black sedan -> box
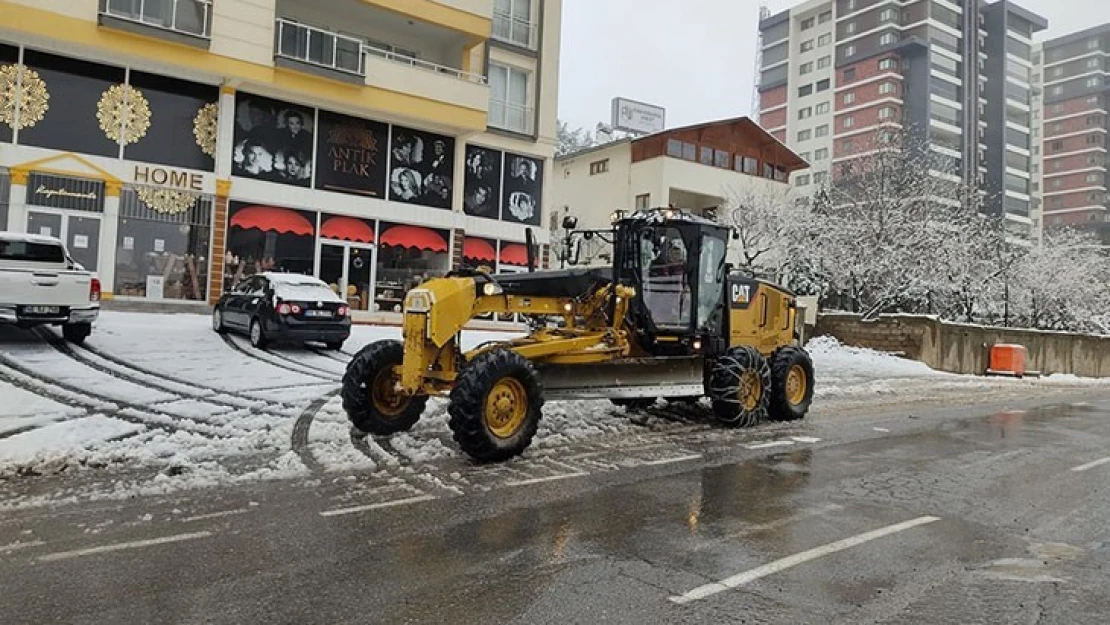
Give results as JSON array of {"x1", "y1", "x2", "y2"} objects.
[{"x1": 213, "y1": 272, "x2": 351, "y2": 350}]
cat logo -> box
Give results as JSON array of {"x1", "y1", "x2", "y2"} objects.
[{"x1": 731, "y1": 283, "x2": 751, "y2": 305}]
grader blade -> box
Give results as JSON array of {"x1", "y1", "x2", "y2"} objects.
[{"x1": 535, "y1": 356, "x2": 705, "y2": 401}]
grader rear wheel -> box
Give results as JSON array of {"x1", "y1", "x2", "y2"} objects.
[
  {"x1": 768, "y1": 346, "x2": 815, "y2": 421},
  {"x1": 342, "y1": 340, "x2": 428, "y2": 435},
  {"x1": 708, "y1": 345, "x2": 772, "y2": 427},
  {"x1": 448, "y1": 349, "x2": 544, "y2": 463}
]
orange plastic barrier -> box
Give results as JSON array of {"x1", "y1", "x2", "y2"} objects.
[{"x1": 988, "y1": 343, "x2": 1026, "y2": 377}]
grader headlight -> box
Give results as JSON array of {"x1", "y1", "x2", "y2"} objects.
[
  {"x1": 404, "y1": 289, "x2": 433, "y2": 313},
  {"x1": 482, "y1": 282, "x2": 504, "y2": 296}
]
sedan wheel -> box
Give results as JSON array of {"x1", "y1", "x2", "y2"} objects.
[
  {"x1": 212, "y1": 308, "x2": 226, "y2": 334},
  {"x1": 249, "y1": 319, "x2": 267, "y2": 348}
]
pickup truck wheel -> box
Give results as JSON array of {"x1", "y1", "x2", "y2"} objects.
[
  {"x1": 249, "y1": 318, "x2": 268, "y2": 349},
  {"x1": 212, "y1": 308, "x2": 227, "y2": 334},
  {"x1": 63, "y1": 322, "x2": 92, "y2": 345}
]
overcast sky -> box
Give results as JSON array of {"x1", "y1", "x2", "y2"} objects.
[{"x1": 557, "y1": 0, "x2": 1110, "y2": 133}]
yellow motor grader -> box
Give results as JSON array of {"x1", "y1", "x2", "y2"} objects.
[{"x1": 341, "y1": 208, "x2": 814, "y2": 462}]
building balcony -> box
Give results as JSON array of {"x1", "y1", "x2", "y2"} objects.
[
  {"x1": 273, "y1": 4, "x2": 490, "y2": 116},
  {"x1": 489, "y1": 99, "x2": 534, "y2": 135},
  {"x1": 98, "y1": 0, "x2": 213, "y2": 48},
  {"x1": 492, "y1": 9, "x2": 538, "y2": 50},
  {"x1": 359, "y1": 0, "x2": 492, "y2": 40}
]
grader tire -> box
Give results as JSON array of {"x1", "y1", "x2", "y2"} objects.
[
  {"x1": 341, "y1": 340, "x2": 428, "y2": 435},
  {"x1": 768, "y1": 346, "x2": 815, "y2": 422},
  {"x1": 448, "y1": 349, "x2": 544, "y2": 463},
  {"x1": 708, "y1": 345, "x2": 771, "y2": 427}
]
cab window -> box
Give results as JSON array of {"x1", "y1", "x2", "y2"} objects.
[{"x1": 641, "y1": 227, "x2": 692, "y2": 331}]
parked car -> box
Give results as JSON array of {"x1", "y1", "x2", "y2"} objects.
[
  {"x1": 0, "y1": 231, "x2": 100, "y2": 344},
  {"x1": 213, "y1": 272, "x2": 351, "y2": 349}
]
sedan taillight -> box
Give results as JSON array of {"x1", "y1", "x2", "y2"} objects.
[
  {"x1": 90, "y1": 278, "x2": 101, "y2": 302},
  {"x1": 337, "y1": 305, "x2": 350, "y2": 317},
  {"x1": 277, "y1": 303, "x2": 292, "y2": 315},
  {"x1": 291, "y1": 304, "x2": 303, "y2": 314}
]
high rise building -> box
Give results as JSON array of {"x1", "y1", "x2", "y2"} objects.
[
  {"x1": 1036, "y1": 24, "x2": 1110, "y2": 246},
  {"x1": 0, "y1": 0, "x2": 561, "y2": 315},
  {"x1": 757, "y1": 0, "x2": 1046, "y2": 238}
]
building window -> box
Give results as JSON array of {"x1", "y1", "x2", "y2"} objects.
[
  {"x1": 1088, "y1": 58, "x2": 1101, "y2": 69},
  {"x1": 1050, "y1": 86, "x2": 1063, "y2": 96},
  {"x1": 115, "y1": 188, "x2": 212, "y2": 300},
  {"x1": 879, "y1": 82, "x2": 896, "y2": 95},
  {"x1": 818, "y1": 10, "x2": 832, "y2": 24},
  {"x1": 635, "y1": 193, "x2": 651, "y2": 210},
  {"x1": 816, "y1": 101, "x2": 830, "y2": 114},
  {"x1": 1087, "y1": 96, "x2": 1103, "y2": 106},
  {"x1": 879, "y1": 106, "x2": 894, "y2": 119},
  {"x1": 880, "y1": 32, "x2": 897, "y2": 46},
  {"x1": 489, "y1": 62, "x2": 532, "y2": 134},
  {"x1": 736, "y1": 155, "x2": 759, "y2": 174},
  {"x1": 801, "y1": 39, "x2": 815, "y2": 52},
  {"x1": 797, "y1": 129, "x2": 812, "y2": 141},
  {"x1": 800, "y1": 61, "x2": 814, "y2": 75},
  {"x1": 799, "y1": 106, "x2": 813, "y2": 119},
  {"x1": 699, "y1": 146, "x2": 714, "y2": 165},
  {"x1": 589, "y1": 159, "x2": 609, "y2": 175},
  {"x1": 843, "y1": 67, "x2": 856, "y2": 82},
  {"x1": 815, "y1": 124, "x2": 829, "y2": 137},
  {"x1": 682, "y1": 142, "x2": 696, "y2": 160},
  {"x1": 666, "y1": 138, "x2": 683, "y2": 157},
  {"x1": 845, "y1": 22, "x2": 857, "y2": 35},
  {"x1": 817, "y1": 55, "x2": 831, "y2": 69},
  {"x1": 879, "y1": 58, "x2": 896, "y2": 71},
  {"x1": 818, "y1": 33, "x2": 832, "y2": 47},
  {"x1": 493, "y1": 0, "x2": 536, "y2": 49},
  {"x1": 814, "y1": 171, "x2": 828, "y2": 185},
  {"x1": 879, "y1": 8, "x2": 896, "y2": 22},
  {"x1": 814, "y1": 147, "x2": 829, "y2": 160},
  {"x1": 1087, "y1": 77, "x2": 1102, "y2": 88},
  {"x1": 1086, "y1": 173, "x2": 1102, "y2": 184},
  {"x1": 816, "y1": 79, "x2": 830, "y2": 91},
  {"x1": 842, "y1": 138, "x2": 856, "y2": 153},
  {"x1": 795, "y1": 174, "x2": 811, "y2": 186},
  {"x1": 843, "y1": 92, "x2": 856, "y2": 105},
  {"x1": 799, "y1": 84, "x2": 813, "y2": 97},
  {"x1": 799, "y1": 151, "x2": 811, "y2": 161},
  {"x1": 801, "y1": 17, "x2": 815, "y2": 30},
  {"x1": 1088, "y1": 38, "x2": 1100, "y2": 50},
  {"x1": 715, "y1": 149, "x2": 730, "y2": 168},
  {"x1": 843, "y1": 116, "x2": 855, "y2": 129},
  {"x1": 844, "y1": 44, "x2": 856, "y2": 58}
]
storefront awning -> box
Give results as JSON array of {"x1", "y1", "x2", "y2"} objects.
[
  {"x1": 499, "y1": 243, "x2": 532, "y2": 267},
  {"x1": 379, "y1": 225, "x2": 448, "y2": 253},
  {"x1": 230, "y1": 205, "x2": 315, "y2": 236},
  {"x1": 463, "y1": 238, "x2": 496, "y2": 262},
  {"x1": 321, "y1": 216, "x2": 375, "y2": 244}
]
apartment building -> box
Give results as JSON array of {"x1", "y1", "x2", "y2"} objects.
[
  {"x1": 0, "y1": 0, "x2": 560, "y2": 320},
  {"x1": 758, "y1": 0, "x2": 1046, "y2": 238},
  {"x1": 552, "y1": 117, "x2": 806, "y2": 266},
  {"x1": 1036, "y1": 24, "x2": 1110, "y2": 246}
]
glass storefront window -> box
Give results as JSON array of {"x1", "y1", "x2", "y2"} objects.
[
  {"x1": 0, "y1": 172, "x2": 9, "y2": 230},
  {"x1": 224, "y1": 202, "x2": 316, "y2": 292},
  {"x1": 114, "y1": 187, "x2": 211, "y2": 300},
  {"x1": 373, "y1": 222, "x2": 450, "y2": 313}
]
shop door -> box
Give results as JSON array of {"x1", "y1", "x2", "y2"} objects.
[
  {"x1": 26, "y1": 210, "x2": 101, "y2": 271},
  {"x1": 318, "y1": 241, "x2": 375, "y2": 311}
]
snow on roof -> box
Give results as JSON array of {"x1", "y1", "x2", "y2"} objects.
[{"x1": 260, "y1": 273, "x2": 345, "y2": 303}]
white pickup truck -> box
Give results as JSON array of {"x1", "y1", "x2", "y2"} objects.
[{"x1": 0, "y1": 231, "x2": 101, "y2": 344}]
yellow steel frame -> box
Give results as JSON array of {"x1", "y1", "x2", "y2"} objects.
[{"x1": 398, "y1": 276, "x2": 636, "y2": 396}]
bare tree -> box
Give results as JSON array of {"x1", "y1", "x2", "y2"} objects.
[{"x1": 556, "y1": 120, "x2": 596, "y2": 157}]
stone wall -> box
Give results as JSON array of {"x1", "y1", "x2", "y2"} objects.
[{"x1": 814, "y1": 313, "x2": 1110, "y2": 378}]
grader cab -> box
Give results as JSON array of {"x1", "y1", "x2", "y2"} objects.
[{"x1": 341, "y1": 208, "x2": 815, "y2": 462}]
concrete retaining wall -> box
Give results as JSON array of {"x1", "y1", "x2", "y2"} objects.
[{"x1": 814, "y1": 313, "x2": 1110, "y2": 378}]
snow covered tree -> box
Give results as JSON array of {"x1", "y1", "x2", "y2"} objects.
[
  {"x1": 720, "y1": 180, "x2": 813, "y2": 286},
  {"x1": 556, "y1": 120, "x2": 596, "y2": 157},
  {"x1": 1006, "y1": 227, "x2": 1110, "y2": 333}
]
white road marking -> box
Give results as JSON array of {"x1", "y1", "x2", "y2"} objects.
[
  {"x1": 37, "y1": 531, "x2": 213, "y2": 563},
  {"x1": 873, "y1": 427, "x2": 891, "y2": 433},
  {"x1": 639, "y1": 454, "x2": 703, "y2": 466},
  {"x1": 790, "y1": 436, "x2": 822, "y2": 444},
  {"x1": 181, "y1": 508, "x2": 251, "y2": 523},
  {"x1": 319, "y1": 494, "x2": 437, "y2": 518},
  {"x1": 0, "y1": 539, "x2": 46, "y2": 554},
  {"x1": 504, "y1": 472, "x2": 589, "y2": 487},
  {"x1": 745, "y1": 441, "x2": 795, "y2": 450},
  {"x1": 1070, "y1": 457, "x2": 1110, "y2": 473},
  {"x1": 670, "y1": 515, "x2": 942, "y2": 605}
]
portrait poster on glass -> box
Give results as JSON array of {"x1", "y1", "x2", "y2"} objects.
[
  {"x1": 232, "y1": 93, "x2": 316, "y2": 187},
  {"x1": 462, "y1": 145, "x2": 503, "y2": 220},
  {"x1": 314, "y1": 110, "x2": 389, "y2": 198},
  {"x1": 501, "y1": 152, "x2": 543, "y2": 225},
  {"x1": 388, "y1": 125, "x2": 455, "y2": 209}
]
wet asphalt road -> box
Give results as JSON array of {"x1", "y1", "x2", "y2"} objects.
[{"x1": 2, "y1": 392, "x2": 1110, "y2": 624}]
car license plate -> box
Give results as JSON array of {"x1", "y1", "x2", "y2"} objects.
[
  {"x1": 24, "y1": 306, "x2": 60, "y2": 315},
  {"x1": 305, "y1": 309, "x2": 333, "y2": 318}
]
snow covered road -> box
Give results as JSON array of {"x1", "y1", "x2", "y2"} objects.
[{"x1": 0, "y1": 312, "x2": 1105, "y2": 505}]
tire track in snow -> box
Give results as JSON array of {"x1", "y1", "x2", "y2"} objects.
[{"x1": 220, "y1": 335, "x2": 339, "y2": 381}]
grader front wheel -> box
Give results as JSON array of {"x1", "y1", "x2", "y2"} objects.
[
  {"x1": 342, "y1": 340, "x2": 428, "y2": 435},
  {"x1": 448, "y1": 349, "x2": 544, "y2": 463},
  {"x1": 708, "y1": 345, "x2": 772, "y2": 427}
]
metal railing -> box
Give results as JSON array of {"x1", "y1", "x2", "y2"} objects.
[
  {"x1": 489, "y1": 99, "x2": 534, "y2": 134},
  {"x1": 276, "y1": 19, "x2": 366, "y2": 76},
  {"x1": 100, "y1": 0, "x2": 212, "y2": 38},
  {"x1": 492, "y1": 10, "x2": 537, "y2": 49},
  {"x1": 362, "y1": 44, "x2": 487, "y2": 84}
]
